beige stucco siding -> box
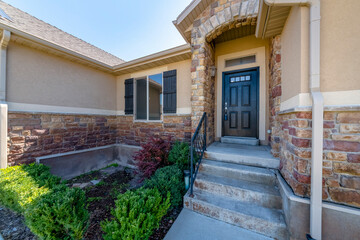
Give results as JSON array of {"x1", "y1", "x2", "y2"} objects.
[
  {"x1": 320, "y1": 0, "x2": 360, "y2": 92},
  {"x1": 7, "y1": 42, "x2": 117, "y2": 110},
  {"x1": 116, "y1": 60, "x2": 192, "y2": 114},
  {"x1": 281, "y1": 6, "x2": 309, "y2": 102}
]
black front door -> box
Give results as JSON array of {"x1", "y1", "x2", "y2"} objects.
[{"x1": 223, "y1": 68, "x2": 259, "y2": 138}]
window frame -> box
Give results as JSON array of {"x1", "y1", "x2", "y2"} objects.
[{"x1": 133, "y1": 73, "x2": 164, "y2": 123}]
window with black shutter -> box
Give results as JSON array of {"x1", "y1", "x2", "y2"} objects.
[
  {"x1": 124, "y1": 78, "x2": 133, "y2": 114},
  {"x1": 163, "y1": 70, "x2": 177, "y2": 114}
]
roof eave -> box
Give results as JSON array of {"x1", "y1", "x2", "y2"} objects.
[
  {"x1": 0, "y1": 23, "x2": 117, "y2": 73},
  {"x1": 113, "y1": 44, "x2": 191, "y2": 75}
]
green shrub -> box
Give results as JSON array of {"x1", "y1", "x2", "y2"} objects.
[
  {"x1": 0, "y1": 163, "x2": 61, "y2": 213},
  {"x1": 0, "y1": 164, "x2": 89, "y2": 240},
  {"x1": 25, "y1": 186, "x2": 89, "y2": 240},
  {"x1": 168, "y1": 141, "x2": 189, "y2": 170},
  {"x1": 145, "y1": 165, "x2": 184, "y2": 207},
  {"x1": 101, "y1": 188, "x2": 170, "y2": 240}
]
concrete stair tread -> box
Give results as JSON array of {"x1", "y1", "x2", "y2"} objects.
[
  {"x1": 201, "y1": 159, "x2": 275, "y2": 177},
  {"x1": 221, "y1": 136, "x2": 260, "y2": 146},
  {"x1": 192, "y1": 189, "x2": 286, "y2": 225},
  {"x1": 195, "y1": 173, "x2": 281, "y2": 197},
  {"x1": 205, "y1": 142, "x2": 279, "y2": 169}
]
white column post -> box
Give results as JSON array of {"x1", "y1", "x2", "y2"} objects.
[
  {"x1": 0, "y1": 103, "x2": 7, "y2": 168},
  {"x1": 0, "y1": 30, "x2": 11, "y2": 169},
  {"x1": 309, "y1": 0, "x2": 322, "y2": 239}
]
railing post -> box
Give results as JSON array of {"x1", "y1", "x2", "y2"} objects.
[
  {"x1": 190, "y1": 140, "x2": 194, "y2": 196},
  {"x1": 204, "y1": 112, "x2": 207, "y2": 151}
]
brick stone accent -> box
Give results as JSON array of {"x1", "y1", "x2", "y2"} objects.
[
  {"x1": 268, "y1": 35, "x2": 360, "y2": 207},
  {"x1": 276, "y1": 110, "x2": 360, "y2": 207},
  {"x1": 190, "y1": 0, "x2": 259, "y2": 145},
  {"x1": 117, "y1": 115, "x2": 191, "y2": 146},
  {"x1": 8, "y1": 112, "x2": 118, "y2": 166},
  {"x1": 7, "y1": 113, "x2": 191, "y2": 166},
  {"x1": 322, "y1": 111, "x2": 360, "y2": 207},
  {"x1": 269, "y1": 35, "x2": 282, "y2": 157}
]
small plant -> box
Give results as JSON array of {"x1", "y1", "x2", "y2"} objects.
[
  {"x1": 101, "y1": 187, "x2": 170, "y2": 240},
  {"x1": 87, "y1": 197, "x2": 103, "y2": 202},
  {"x1": 134, "y1": 136, "x2": 172, "y2": 180},
  {"x1": 145, "y1": 165, "x2": 184, "y2": 207},
  {"x1": 168, "y1": 141, "x2": 190, "y2": 170},
  {"x1": 25, "y1": 186, "x2": 89, "y2": 240},
  {"x1": 96, "y1": 180, "x2": 106, "y2": 186},
  {"x1": 103, "y1": 163, "x2": 119, "y2": 169}
]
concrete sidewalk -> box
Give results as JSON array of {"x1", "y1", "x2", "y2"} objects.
[{"x1": 164, "y1": 209, "x2": 273, "y2": 240}]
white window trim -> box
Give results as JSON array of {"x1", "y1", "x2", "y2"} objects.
[{"x1": 133, "y1": 73, "x2": 164, "y2": 123}]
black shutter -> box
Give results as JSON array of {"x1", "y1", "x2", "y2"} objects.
[
  {"x1": 124, "y1": 78, "x2": 134, "y2": 114},
  {"x1": 163, "y1": 70, "x2": 177, "y2": 114}
]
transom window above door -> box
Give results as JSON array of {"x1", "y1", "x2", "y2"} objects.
[{"x1": 124, "y1": 70, "x2": 177, "y2": 121}]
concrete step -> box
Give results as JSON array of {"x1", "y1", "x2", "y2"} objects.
[
  {"x1": 194, "y1": 173, "x2": 282, "y2": 209},
  {"x1": 184, "y1": 190, "x2": 288, "y2": 240},
  {"x1": 221, "y1": 136, "x2": 259, "y2": 146},
  {"x1": 205, "y1": 142, "x2": 279, "y2": 169},
  {"x1": 199, "y1": 159, "x2": 277, "y2": 185},
  {"x1": 164, "y1": 209, "x2": 273, "y2": 240}
]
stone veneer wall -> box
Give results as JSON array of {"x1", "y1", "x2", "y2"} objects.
[
  {"x1": 269, "y1": 36, "x2": 282, "y2": 158},
  {"x1": 8, "y1": 112, "x2": 118, "y2": 166},
  {"x1": 190, "y1": 0, "x2": 258, "y2": 145},
  {"x1": 269, "y1": 36, "x2": 360, "y2": 207},
  {"x1": 7, "y1": 113, "x2": 192, "y2": 166},
  {"x1": 117, "y1": 115, "x2": 192, "y2": 146}
]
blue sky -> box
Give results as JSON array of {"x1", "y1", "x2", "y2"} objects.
[{"x1": 4, "y1": 0, "x2": 192, "y2": 61}]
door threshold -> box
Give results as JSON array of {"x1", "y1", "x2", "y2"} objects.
[{"x1": 221, "y1": 136, "x2": 259, "y2": 146}]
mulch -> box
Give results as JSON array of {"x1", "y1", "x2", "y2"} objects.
[
  {"x1": 149, "y1": 206, "x2": 182, "y2": 240},
  {"x1": 83, "y1": 169, "x2": 133, "y2": 240},
  {"x1": 0, "y1": 206, "x2": 36, "y2": 240}
]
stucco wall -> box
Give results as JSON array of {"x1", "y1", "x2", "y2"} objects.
[
  {"x1": 7, "y1": 41, "x2": 117, "y2": 111},
  {"x1": 320, "y1": 0, "x2": 360, "y2": 92},
  {"x1": 116, "y1": 59, "x2": 192, "y2": 114},
  {"x1": 281, "y1": 6, "x2": 309, "y2": 102}
]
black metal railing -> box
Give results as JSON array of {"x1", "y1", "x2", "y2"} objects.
[{"x1": 189, "y1": 112, "x2": 207, "y2": 196}]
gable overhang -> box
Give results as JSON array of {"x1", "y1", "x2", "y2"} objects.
[
  {"x1": 173, "y1": 0, "x2": 214, "y2": 43},
  {"x1": 255, "y1": 0, "x2": 310, "y2": 39}
]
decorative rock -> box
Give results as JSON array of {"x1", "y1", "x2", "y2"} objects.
[{"x1": 91, "y1": 180, "x2": 101, "y2": 185}]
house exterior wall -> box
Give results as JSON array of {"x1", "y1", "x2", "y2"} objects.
[
  {"x1": 281, "y1": 6, "x2": 309, "y2": 103},
  {"x1": 8, "y1": 113, "x2": 118, "y2": 166},
  {"x1": 116, "y1": 60, "x2": 192, "y2": 115},
  {"x1": 320, "y1": 0, "x2": 360, "y2": 92},
  {"x1": 7, "y1": 41, "x2": 117, "y2": 111},
  {"x1": 271, "y1": 1, "x2": 360, "y2": 209}
]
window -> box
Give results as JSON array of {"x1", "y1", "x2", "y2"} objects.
[
  {"x1": 225, "y1": 55, "x2": 256, "y2": 68},
  {"x1": 135, "y1": 73, "x2": 163, "y2": 121},
  {"x1": 125, "y1": 70, "x2": 176, "y2": 120}
]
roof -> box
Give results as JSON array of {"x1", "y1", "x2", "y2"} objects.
[
  {"x1": 0, "y1": 1, "x2": 124, "y2": 66},
  {"x1": 173, "y1": 0, "x2": 213, "y2": 43},
  {"x1": 173, "y1": 0, "x2": 260, "y2": 43},
  {"x1": 113, "y1": 44, "x2": 191, "y2": 75}
]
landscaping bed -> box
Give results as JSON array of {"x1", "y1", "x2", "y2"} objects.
[{"x1": 0, "y1": 139, "x2": 190, "y2": 239}]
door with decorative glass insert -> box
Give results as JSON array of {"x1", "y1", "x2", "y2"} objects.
[{"x1": 223, "y1": 68, "x2": 258, "y2": 138}]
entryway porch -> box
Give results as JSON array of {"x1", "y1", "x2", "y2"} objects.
[{"x1": 166, "y1": 138, "x2": 286, "y2": 240}]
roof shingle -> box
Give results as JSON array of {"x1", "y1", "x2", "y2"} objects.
[{"x1": 0, "y1": 1, "x2": 125, "y2": 66}]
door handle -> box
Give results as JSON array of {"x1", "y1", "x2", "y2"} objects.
[{"x1": 224, "y1": 102, "x2": 228, "y2": 121}]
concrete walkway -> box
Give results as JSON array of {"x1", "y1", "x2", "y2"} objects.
[{"x1": 164, "y1": 209, "x2": 273, "y2": 240}]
